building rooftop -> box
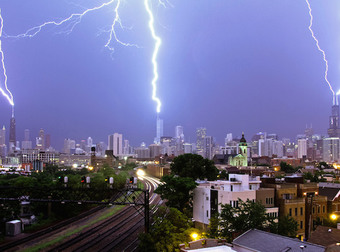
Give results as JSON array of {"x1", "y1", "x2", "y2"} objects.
[
  {"x1": 233, "y1": 229, "x2": 325, "y2": 252},
  {"x1": 319, "y1": 187, "x2": 340, "y2": 201},
  {"x1": 308, "y1": 226, "x2": 340, "y2": 248}
]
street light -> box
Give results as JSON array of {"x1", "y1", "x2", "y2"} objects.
[
  {"x1": 191, "y1": 232, "x2": 199, "y2": 241},
  {"x1": 331, "y1": 214, "x2": 337, "y2": 221}
]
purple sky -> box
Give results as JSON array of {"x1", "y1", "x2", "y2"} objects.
[{"x1": 0, "y1": 0, "x2": 340, "y2": 150}]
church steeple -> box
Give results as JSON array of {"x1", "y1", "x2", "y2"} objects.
[
  {"x1": 238, "y1": 132, "x2": 248, "y2": 166},
  {"x1": 240, "y1": 132, "x2": 246, "y2": 143}
]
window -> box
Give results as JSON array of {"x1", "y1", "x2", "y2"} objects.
[
  {"x1": 266, "y1": 198, "x2": 268, "y2": 204},
  {"x1": 230, "y1": 185, "x2": 233, "y2": 192},
  {"x1": 283, "y1": 194, "x2": 292, "y2": 200},
  {"x1": 270, "y1": 198, "x2": 273, "y2": 204},
  {"x1": 313, "y1": 207, "x2": 315, "y2": 214},
  {"x1": 295, "y1": 208, "x2": 297, "y2": 216},
  {"x1": 323, "y1": 205, "x2": 326, "y2": 213},
  {"x1": 300, "y1": 207, "x2": 303, "y2": 216},
  {"x1": 230, "y1": 200, "x2": 239, "y2": 208},
  {"x1": 300, "y1": 221, "x2": 303, "y2": 229},
  {"x1": 207, "y1": 210, "x2": 209, "y2": 217},
  {"x1": 318, "y1": 206, "x2": 320, "y2": 214},
  {"x1": 289, "y1": 208, "x2": 292, "y2": 216},
  {"x1": 249, "y1": 185, "x2": 252, "y2": 190}
]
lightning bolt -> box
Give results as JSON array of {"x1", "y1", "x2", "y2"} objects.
[
  {"x1": 3, "y1": 0, "x2": 165, "y2": 113},
  {"x1": 0, "y1": 10, "x2": 14, "y2": 106},
  {"x1": 144, "y1": 0, "x2": 162, "y2": 114},
  {"x1": 305, "y1": 0, "x2": 335, "y2": 101},
  {"x1": 104, "y1": 0, "x2": 139, "y2": 52},
  {"x1": 5, "y1": 0, "x2": 138, "y2": 51}
]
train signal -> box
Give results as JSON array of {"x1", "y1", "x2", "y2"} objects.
[
  {"x1": 81, "y1": 176, "x2": 86, "y2": 183},
  {"x1": 58, "y1": 176, "x2": 64, "y2": 183}
]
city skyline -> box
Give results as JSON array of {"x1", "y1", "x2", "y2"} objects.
[{"x1": 0, "y1": 1, "x2": 340, "y2": 148}]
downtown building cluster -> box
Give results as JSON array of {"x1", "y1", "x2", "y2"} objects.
[{"x1": 2, "y1": 102, "x2": 340, "y2": 170}]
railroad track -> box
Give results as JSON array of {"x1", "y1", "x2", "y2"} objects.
[
  {"x1": 49, "y1": 207, "x2": 137, "y2": 252},
  {"x1": 49, "y1": 175, "x2": 162, "y2": 252},
  {"x1": 0, "y1": 205, "x2": 106, "y2": 251},
  {"x1": 0, "y1": 175, "x2": 162, "y2": 252}
]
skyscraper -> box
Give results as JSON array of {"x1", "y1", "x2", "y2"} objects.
[
  {"x1": 87, "y1": 137, "x2": 93, "y2": 148},
  {"x1": 63, "y1": 138, "x2": 76, "y2": 154},
  {"x1": 196, "y1": 127, "x2": 206, "y2": 155},
  {"x1": 297, "y1": 139, "x2": 307, "y2": 159},
  {"x1": 36, "y1": 128, "x2": 45, "y2": 150},
  {"x1": 22, "y1": 129, "x2": 32, "y2": 150},
  {"x1": 203, "y1": 136, "x2": 213, "y2": 159},
  {"x1": 154, "y1": 116, "x2": 163, "y2": 144},
  {"x1": 9, "y1": 108, "x2": 16, "y2": 153},
  {"x1": 323, "y1": 137, "x2": 340, "y2": 163},
  {"x1": 175, "y1": 126, "x2": 184, "y2": 155},
  {"x1": 0, "y1": 126, "x2": 6, "y2": 157},
  {"x1": 24, "y1": 129, "x2": 29, "y2": 141},
  {"x1": 328, "y1": 96, "x2": 340, "y2": 137},
  {"x1": 175, "y1": 126, "x2": 184, "y2": 139},
  {"x1": 0, "y1": 125, "x2": 5, "y2": 146},
  {"x1": 123, "y1": 139, "x2": 130, "y2": 155},
  {"x1": 225, "y1": 133, "x2": 233, "y2": 146},
  {"x1": 108, "y1": 133, "x2": 123, "y2": 156},
  {"x1": 45, "y1": 134, "x2": 51, "y2": 149}
]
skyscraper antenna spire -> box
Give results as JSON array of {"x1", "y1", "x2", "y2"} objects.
[{"x1": 11, "y1": 106, "x2": 14, "y2": 118}]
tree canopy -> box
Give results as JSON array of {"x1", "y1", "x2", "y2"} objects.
[
  {"x1": 154, "y1": 175, "x2": 197, "y2": 213},
  {"x1": 207, "y1": 199, "x2": 298, "y2": 241},
  {"x1": 275, "y1": 215, "x2": 298, "y2": 238},
  {"x1": 170, "y1": 154, "x2": 219, "y2": 181},
  {"x1": 280, "y1": 162, "x2": 296, "y2": 174},
  {"x1": 218, "y1": 199, "x2": 271, "y2": 241},
  {"x1": 138, "y1": 207, "x2": 198, "y2": 252}
]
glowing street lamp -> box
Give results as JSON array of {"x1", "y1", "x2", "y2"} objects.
[
  {"x1": 331, "y1": 214, "x2": 337, "y2": 220},
  {"x1": 191, "y1": 232, "x2": 199, "y2": 241}
]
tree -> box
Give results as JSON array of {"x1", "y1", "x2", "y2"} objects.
[
  {"x1": 154, "y1": 175, "x2": 197, "y2": 213},
  {"x1": 280, "y1": 162, "x2": 296, "y2": 173},
  {"x1": 276, "y1": 215, "x2": 298, "y2": 237},
  {"x1": 98, "y1": 164, "x2": 115, "y2": 177},
  {"x1": 217, "y1": 199, "x2": 272, "y2": 241},
  {"x1": 318, "y1": 161, "x2": 331, "y2": 170},
  {"x1": 207, "y1": 214, "x2": 220, "y2": 239},
  {"x1": 138, "y1": 207, "x2": 198, "y2": 252},
  {"x1": 170, "y1": 154, "x2": 219, "y2": 180},
  {"x1": 219, "y1": 170, "x2": 228, "y2": 180},
  {"x1": 303, "y1": 171, "x2": 327, "y2": 183},
  {"x1": 44, "y1": 164, "x2": 59, "y2": 176}
]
